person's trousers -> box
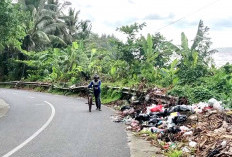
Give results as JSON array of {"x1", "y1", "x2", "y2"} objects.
[{"x1": 94, "y1": 93, "x2": 101, "y2": 109}]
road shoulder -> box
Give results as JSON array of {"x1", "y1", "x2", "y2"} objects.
[{"x1": 127, "y1": 131, "x2": 164, "y2": 157}]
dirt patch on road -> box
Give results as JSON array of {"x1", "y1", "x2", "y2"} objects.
[
  {"x1": 0, "y1": 99, "x2": 9, "y2": 118},
  {"x1": 127, "y1": 131, "x2": 164, "y2": 157}
]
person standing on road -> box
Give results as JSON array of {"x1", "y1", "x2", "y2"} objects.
[{"x1": 88, "y1": 74, "x2": 102, "y2": 111}]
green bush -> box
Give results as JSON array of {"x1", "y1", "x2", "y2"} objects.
[
  {"x1": 191, "y1": 86, "x2": 213, "y2": 102},
  {"x1": 168, "y1": 85, "x2": 191, "y2": 98},
  {"x1": 169, "y1": 85, "x2": 218, "y2": 104},
  {"x1": 101, "y1": 85, "x2": 122, "y2": 104},
  {"x1": 177, "y1": 65, "x2": 208, "y2": 85}
]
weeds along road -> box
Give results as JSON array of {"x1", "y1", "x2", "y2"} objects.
[{"x1": 0, "y1": 88, "x2": 130, "y2": 157}]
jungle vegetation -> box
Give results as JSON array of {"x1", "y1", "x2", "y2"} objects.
[{"x1": 0, "y1": 0, "x2": 231, "y2": 106}]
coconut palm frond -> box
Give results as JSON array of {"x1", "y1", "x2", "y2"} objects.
[
  {"x1": 49, "y1": 35, "x2": 67, "y2": 47},
  {"x1": 38, "y1": 0, "x2": 47, "y2": 12},
  {"x1": 33, "y1": 30, "x2": 51, "y2": 44},
  {"x1": 37, "y1": 19, "x2": 54, "y2": 30},
  {"x1": 44, "y1": 3, "x2": 58, "y2": 10},
  {"x1": 40, "y1": 9, "x2": 57, "y2": 18},
  {"x1": 74, "y1": 10, "x2": 80, "y2": 20},
  {"x1": 35, "y1": 15, "x2": 54, "y2": 29},
  {"x1": 63, "y1": 33, "x2": 73, "y2": 44},
  {"x1": 42, "y1": 22, "x2": 66, "y2": 34},
  {"x1": 56, "y1": 19, "x2": 65, "y2": 24}
]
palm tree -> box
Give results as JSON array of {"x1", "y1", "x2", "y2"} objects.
[
  {"x1": 20, "y1": 0, "x2": 69, "y2": 51},
  {"x1": 20, "y1": 0, "x2": 91, "y2": 51},
  {"x1": 62, "y1": 8, "x2": 92, "y2": 41}
]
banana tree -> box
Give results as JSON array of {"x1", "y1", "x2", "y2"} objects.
[
  {"x1": 110, "y1": 60, "x2": 129, "y2": 81},
  {"x1": 139, "y1": 33, "x2": 175, "y2": 82},
  {"x1": 160, "y1": 59, "x2": 179, "y2": 86},
  {"x1": 172, "y1": 20, "x2": 217, "y2": 84},
  {"x1": 176, "y1": 20, "x2": 217, "y2": 67}
]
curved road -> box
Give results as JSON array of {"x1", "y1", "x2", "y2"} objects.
[{"x1": 0, "y1": 89, "x2": 130, "y2": 157}]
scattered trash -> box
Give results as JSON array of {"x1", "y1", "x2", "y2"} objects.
[
  {"x1": 168, "y1": 105, "x2": 193, "y2": 113},
  {"x1": 135, "y1": 114, "x2": 150, "y2": 122},
  {"x1": 150, "y1": 105, "x2": 163, "y2": 112},
  {"x1": 121, "y1": 105, "x2": 131, "y2": 111},
  {"x1": 150, "y1": 127, "x2": 165, "y2": 133},
  {"x1": 183, "y1": 131, "x2": 193, "y2": 136},
  {"x1": 189, "y1": 114, "x2": 198, "y2": 121},
  {"x1": 122, "y1": 108, "x2": 135, "y2": 116},
  {"x1": 208, "y1": 98, "x2": 224, "y2": 112},
  {"x1": 182, "y1": 146, "x2": 191, "y2": 153},
  {"x1": 189, "y1": 141, "x2": 197, "y2": 148},
  {"x1": 221, "y1": 140, "x2": 227, "y2": 148},
  {"x1": 180, "y1": 126, "x2": 190, "y2": 132},
  {"x1": 110, "y1": 90, "x2": 232, "y2": 156}
]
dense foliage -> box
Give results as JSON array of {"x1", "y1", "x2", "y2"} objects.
[
  {"x1": 0, "y1": 0, "x2": 29, "y2": 80},
  {"x1": 0, "y1": 0, "x2": 231, "y2": 106}
]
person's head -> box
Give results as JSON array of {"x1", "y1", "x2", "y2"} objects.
[{"x1": 93, "y1": 74, "x2": 99, "y2": 81}]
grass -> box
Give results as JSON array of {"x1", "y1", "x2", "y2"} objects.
[
  {"x1": 0, "y1": 85, "x2": 12, "y2": 89},
  {"x1": 164, "y1": 149, "x2": 183, "y2": 157},
  {"x1": 137, "y1": 130, "x2": 188, "y2": 157},
  {"x1": 136, "y1": 130, "x2": 157, "y2": 141},
  {"x1": 101, "y1": 95, "x2": 121, "y2": 104},
  {"x1": 34, "y1": 86, "x2": 46, "y2": 92},
  {"x1": 101, "y1": 85, "x2": 122, "y2": 104}
]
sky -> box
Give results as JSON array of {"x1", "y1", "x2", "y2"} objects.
[{"x1": 68, "y1": 0, "x2": 232, "y2": 48}]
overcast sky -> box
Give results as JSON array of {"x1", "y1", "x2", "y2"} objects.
[{"x1": 68, "y1": 0, "x2": 231, "y2": 48}]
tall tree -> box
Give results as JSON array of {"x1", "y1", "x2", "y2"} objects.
[
  {"x1": 61, "y1": 8, "x2": 92, "y2": 41},
  {"x1": 0, "y1": 0, "x2": 28, "y2": 80},
  {"x1": 21, "y1": 0, "x2": 70, "y2": 51},
  {"x1": 21, "y1": 0, "x2": 91, "y2": 51}
]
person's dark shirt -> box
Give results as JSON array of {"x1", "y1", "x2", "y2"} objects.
[{"x1": 88, "y1": 80, "x2": 101, "y2": 95}]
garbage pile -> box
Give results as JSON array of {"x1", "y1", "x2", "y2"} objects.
[{"x1": 112, "y1": 96, "x2": 232, "y2": 156}]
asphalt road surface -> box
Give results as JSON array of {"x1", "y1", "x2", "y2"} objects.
[{"x1": 0, "y1": 88, "x2": 130, "y2": 157}]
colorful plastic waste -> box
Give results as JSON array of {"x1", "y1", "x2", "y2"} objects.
[
  {"x1": 150, "y1": 127, "x2": 165, "y2": 133},
  {"x1": 150, "y1": 105, "x2": 163, "y2": 112},
  {"x1": 112, "y1": 95, "x2": 232, "y2": 156},
  {"x1": 208, "y1": 98, "x2": 224, "y2": 112},
  {"x1": 168, "y1": 105, "x2": 193, "y2": 113}
]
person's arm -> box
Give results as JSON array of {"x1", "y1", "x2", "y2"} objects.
[
  {"x1": 99, "y1": 80, "x2": 101, "y2": 87},
  {"x1": 88, "y1": 81, "x2": 93, "y2": 88}
]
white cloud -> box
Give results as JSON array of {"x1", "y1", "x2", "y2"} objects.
[{"x1": 69, "y1": 0, "x2": 232, "y2": 48}]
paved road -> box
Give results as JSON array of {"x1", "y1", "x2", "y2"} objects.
[{"x1": 0, "y1": 88, "x2": 130, "y2": 157}]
